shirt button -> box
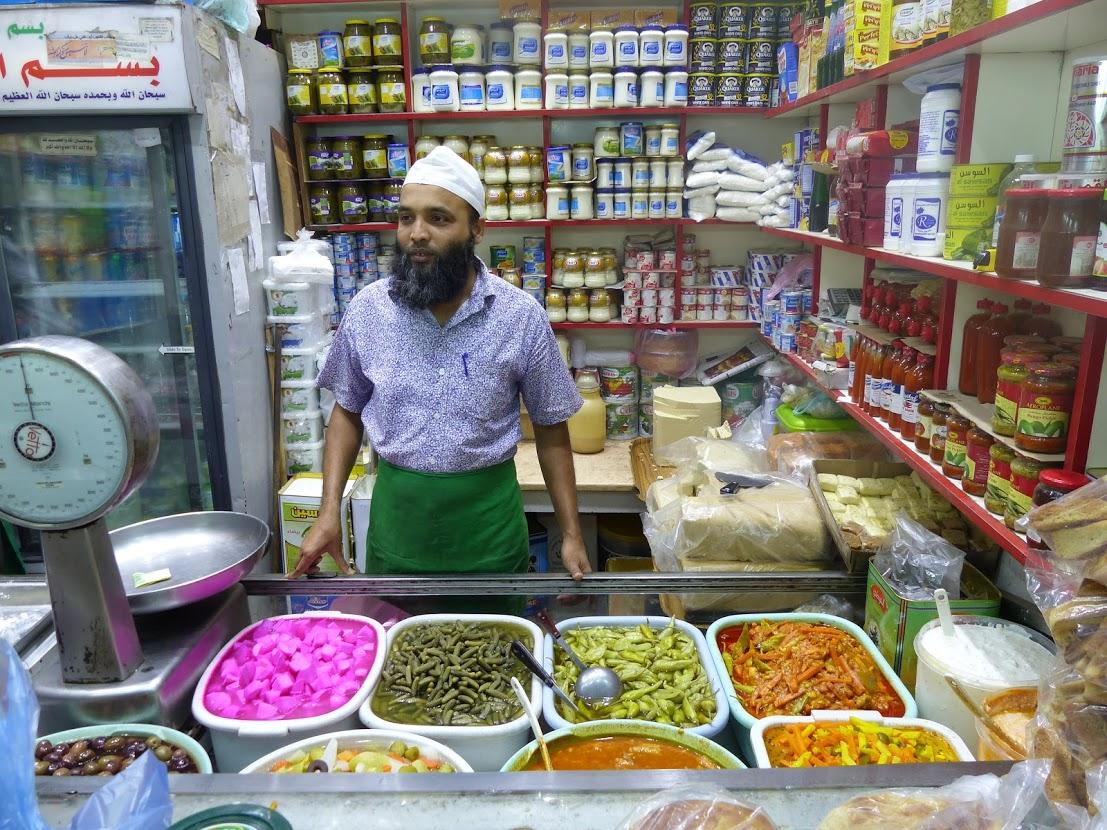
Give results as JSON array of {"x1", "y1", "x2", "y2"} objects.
[
  {"x1": 429, "y1": 456, "x2": 437, "y2": 465},
  {"x1": 438, "y1": 368, "x2": 445, "y2": 376},
  {"x1": 433, "y1": 413, "x2": 441, "y2": 420}
]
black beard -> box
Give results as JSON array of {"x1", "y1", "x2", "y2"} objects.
[{"x1": 388, "y1": 235, "x2": 476, "y2": 309}]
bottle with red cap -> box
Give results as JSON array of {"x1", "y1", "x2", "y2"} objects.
[
  {"x1": 1024, "y1": 303, "x2": 1063, "y2": 340},
  {"x1": 975, "y1": 302, "x2": 1014, "y2": 404},
  {"x1": 1029, "y1": 469, "x2": 1090, "y2": 550}
]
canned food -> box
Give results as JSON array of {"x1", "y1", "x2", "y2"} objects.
[
  {"x1": 689, "y1": 38, "x2": 718, "y2": 68},
  {"x1": 639, "y1": 306, "x2": 658, "y2": 324},
  {"x1": 641, "y1": 288, "x2": 658, "y2": 306},
  {"x1": 689, "y1": 73, "x2": 716, "y2": 106},
  {"x1": 621, "y1": 304, "x2": 639, "y2": 323},
  {"x1": 744, "y1": 73, "x2": 773, "y2": 107},
  {"x1": 688, "y1": 2, "x2": 718, "y2": 37},
  {"x1": 779, "y1": 332, "x2": 796, "y2": 353},
  {"x1": 748, "y1": 4, "x2": 779, "y2": 38},
  {"x1": 657, "y1": 306, "x2": 674, "y2": 324},
  {"x1": 681, "y1": 304, "x2": 697, "y2": 321},
  {"x1": 781, "y1": 288, "x2": 803, "y2": 314},
  {"x1": 717, "y1": 72, "x2": 745, "y2": 105},
  {"x1": 718, "y1": 38, "x2": 748, "y2": 70},
  {"x1": 696, "y1": 304, "x2": 713, "y2": 321},
  {"x1": 718, "y1": 2, "x2": 750, "y2": 37},
  {"x1": 658, "y1": 249, "x2": 677, "y2": 269},
  {"x1": 746, "y1": 39, "x2": 777, "y2": 74},
  {"x1": 659, "y1": 287, "x2": 676, "y2": 306}
]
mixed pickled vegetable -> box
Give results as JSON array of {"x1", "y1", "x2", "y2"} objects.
[
  {"x1": 268, "y1": 739, "x2": 457, "y2": 774},
  {"x1": 370, "y1": 621, "x2": 530, "y2": 726},
  {"x1": 717, "y1": 621, "x2": 906, "y2": 718},
  {"x1": 552, "y1": 621, "x2": 717, "y2": 727},
  {"x1": 34, "y1": 734, "x2": 199, "y2": 777},
  {"x1": 763, "y1": 717, "x2": 960, "y2": 767}
]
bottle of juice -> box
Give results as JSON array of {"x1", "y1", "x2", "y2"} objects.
[
  {"x1": 976, "y1": 303, "x2": 1014, "y2": 404},
  {"x1": 879, "y1": 340, "x2": 903, "y2": 422},
  {"x1": 958, "y1": 299, "x2": 992, "y2": 396},
  {"x1": 888, "y1": 344, "x2": 914, "y2": 431},
  {"x1": 567, "y1": 372, "x2": 605, "y2": 453}
]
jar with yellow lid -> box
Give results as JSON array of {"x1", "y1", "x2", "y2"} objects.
[
  {"x1": 347, "y1": 70, "x2": 377, "y2": 113},
  {"x1": 484, "y1": 146, "x2": 508, "y2": 184},
  {"x1": 372, "y1": 19, "x2": 403, "y2": 65},
  {"x1": 527, "y1": 184, "x2": 545, "y2": 218},
  {"x1": 500, "y1": 266, "x2": 522, "y2": 287},
  {"x1": 315, "y1": 70, "x2": 347, "y2": 115},
  {"x1": 508, "y1": 185, "x2": 532, "y2": 220},
  {"x1": 485, "y1": 184, "x2": 509, "y2": 221},
  {"x1": 567, "y1": 288, "x2": 590, "y2": 322},
  {"x1": 442, "y1": 135, "x2": 470, "y2": 162},
  {"x1": 546, "y1": 288, "x2": 567, "y2": 323},
  {"x1": 376, "y1": 67, "x2": 406, "y2": 112},
  {"x1": 419, "y1": 17, "x2": 450, "y2": 65},
  {"x1": 343, "y1": 20, "x2": 374, "y2": 68},
  {"x1": 528, "y1": 147, "x2": 544, "y2": 183},
  {"x1": 507, "y1": 146, "x2": 532, "y2": 184},
  {"x1": 285, "y1": 69, "x2": 316, "y2": 115},
  {"x1": 361, "y1": 135, "x2": 389, "y2": 178}
]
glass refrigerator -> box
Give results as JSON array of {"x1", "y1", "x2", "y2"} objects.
[{"x1": 0, "y1": 5, "x2": 284, "y2": 567}]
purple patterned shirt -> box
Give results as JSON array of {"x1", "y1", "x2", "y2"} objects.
[{"x1": 317, "y1": 259, "x2": 582, "y2": 473}]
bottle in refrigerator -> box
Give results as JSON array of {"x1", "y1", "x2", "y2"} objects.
[{"x1": 957, "y1": 299, "x2": 991, "y2": 396}]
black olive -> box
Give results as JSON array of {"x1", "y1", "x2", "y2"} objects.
[
  {"x1": 45, "y1": 750, "x2": 64, "y2": 764},
  {"x1": 77, "y1": 749, "x2": 95, "y2": 763},
  {"x1": 168, "y1": 756, "x2": 193, "y2": 772},
  {"x1": 72, "y1": 741, "x2": 89, "y2": 754},
  {"x1": 34, "y1": 761, "x2": 50, "y2": 776},
  {"x1": 52, "y1": 767, "x2": 71, "y2": 776},
  {"x1": 90, "y1": 737, "x2": 107, "y2": 751},
  {"x1": 306, "y1": 760, "x2": 329, "y2": 773},
  {"x1": 35, "y1": 741, "x2": 52, "y2": 760},
  {"x1": 103, "y1": 737, "x2": 125, "y2": 752},
  {"x1": 102, "y1": 759, "x2": 122, "y2": 774},
  {"x1": 46, "y1": 763, "x2": 59, "y2": 775}
]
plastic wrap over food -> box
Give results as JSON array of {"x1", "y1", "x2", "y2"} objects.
[
  {"x1": 654, "y1": 436, "x2": 770, "y2": 477},
  {"x1": 1032, "y1": 661, "x2": 1107, "y2": 809},
  {"x1": 766, "y1": 431, "x2": 889, "y2": 476},
  {"x1": 635, "y1": 328, "x2": 700, "y2": 378},
  {"x1": 269, "y1": 229, "x2": 335, "y2": 285},
  {"x1": 817, "y1": 760, "x2": 1050, "y2": 830},
  {"x1": 616, "y1": 786, "x2": 779, "y2": 830},
  {"x1": 794, "y1": 593, "x2": 865, "y2": 626},
  {"x1": 872, "y1": 516, "x2": 966, "y2": 601},
  {"x1": 1027, "y1": 476, "x2": 1107, "y2": 581}
]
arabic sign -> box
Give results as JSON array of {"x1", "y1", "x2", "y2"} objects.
[{"x1": 0, "y1": 6, "x2": 192, "y2": 113}]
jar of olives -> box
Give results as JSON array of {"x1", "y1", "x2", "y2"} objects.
[
  {"x1": 382, "y1": 179, "x2": 403, "y2": 221},
  {"x1": 305, "y1": 138, "x2": 330, "y2": 181},
  {"x1": 567, "y1": 288, "x2": 590, "y2": 322},
  {"x1": 316, "y1": 70, "x2": 348, "y2": 114},
  {"x1": 339, "y1": 183, "x2": 368, "y2": 224},
  {"x1": 362, "y1": 134, "x2": 389, "y2": 178},
  {"x1": 329, "y1": 136, "x2": 363, "y2": 179},
  {"x1": 286, "y1": 69, "x2": 316, "y2": 115},
  {"x1": 308, "y1": 183, "x2": 337, "y2": 225}
]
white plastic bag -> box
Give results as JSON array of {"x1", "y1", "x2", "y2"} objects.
[
  {"x1": 686, "y1": 170, "x2": 722, "y2": 190},
  {"x1": 717, "y1": 207, "x2": 761, "y2": 222},
  {"x1": 615, "y1": 786, "x2": 780, "y2": 830},
  {"x1": 269, "y1": 228, "x2": 335, "y2": 285},
  {"x1": 685, "y1": 130, "x2": 716, "y2": 161},
  {"x1": 686, "y1": 195, "x2": 717, "y2": 222},
  {"x1": 719, "y1": 171, "x2": 765, "y2": 192},
  {"x1": 691, "y1": 157, "x2": 730, "y2": 173},
  {"x1": 716, "y1": 190, "x2": 763, "y2": 208}
]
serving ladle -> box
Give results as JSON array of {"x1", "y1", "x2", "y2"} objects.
[
  {"x1": 510, "y1": 639, "x2": 587, "y2": 719},
  {"x1": 535, "y1": 609, "x2": 623, "y2": 707}
]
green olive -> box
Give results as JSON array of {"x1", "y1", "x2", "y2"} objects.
[
  {"x1": 404, "y1": 746, "x2": 420, "y2": 761},
  {"x1": 34, "y1": 761, "x2": 50, "y2": 776},
  {"x1": 103, "y1": 737, "x2": 125, "y2": 753},
  {"x1": 145, "y1": 736, "x2": 162, "y2": 749},
  {"x1": 398, "y1": 765, "x2": 418, "y2": 773},
  {"x1": 388, "y1": 740, "x2": 407, "y2": 755},
  {"x1": 154, "y1": 745, "x2": 173, "y2": 762}
]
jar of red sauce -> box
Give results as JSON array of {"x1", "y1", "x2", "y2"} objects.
[
  {"x1": 1036, "y1": 188, "x2": 1104, "y2": 289},
  {"x1": 929, "y1": 403, "x2": 950, "y2": 464},
  {"x1": 1029, "y1": 469, "x2": 1090, "y2": 549},
  {"x1": 1015, "y1": 362, "x2": 1076, "y2": 454},
  {"x1": 962, "y1": 425, "x2": 994, "y2": 496}
]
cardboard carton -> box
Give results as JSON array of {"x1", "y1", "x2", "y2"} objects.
[
  {"x1": 500, "y1": 0, "x2": 541, "y2": 20},
  {"x1": 278, "y1": 473, "x2": 356, "y2": 574}
]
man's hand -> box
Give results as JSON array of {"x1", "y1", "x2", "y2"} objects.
[
  {"x1": 561, "y1": 534, "x2": 591, "y2": 581},
  {"x1": 287, "y1": 511, "x2": 355, "y2": 578}
]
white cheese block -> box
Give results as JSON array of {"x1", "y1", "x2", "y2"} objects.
[{"x1": 652, "y1": 386, "x2": 722, "y2": 451}]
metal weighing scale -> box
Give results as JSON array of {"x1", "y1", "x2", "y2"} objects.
[{"x1": 0, "y1": 336, "x2": 269, "y2": 733}]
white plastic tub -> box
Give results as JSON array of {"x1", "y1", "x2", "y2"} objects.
[
  {"x1": 280, "y1": 380, "x2": 319, "y2": 413},
  {"x1": 192, "y1": 611, "x2": 386, "y2": 772},
  {"x1": 280, "y1": 346, "x2": 321, "y2": 382},
  {"x1": 286, "y1": 440, "x2": 324, "y2": 475},
  {"x1": 263, "y1": 280, "x2": 327, "y2": 317},
  {"x1": 359, "y1": 613, "x2": 543, "y2": 771},
  {"x1": 705, "y1": 612, "x2": 916, "y2": 763},
  {"x1": 282, "y1": 410, "x2": 324, "y2": 444},
  {"x1": 239, "y1": 728, "x2": 473, "y2": 774},
  {"x1": 749, "y1": 710, "x2": 974, "y2": 769},
  {"x1": 269, "y1": 313, "x2": 328, "y2": 349},
  {"x1": 541, "y1": 615, "x2": 730, "y2": 742}
]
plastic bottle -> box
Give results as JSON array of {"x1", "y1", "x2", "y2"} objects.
[
  {"x1": 888, "y1": 343, "x2": 915, "y2": 431},
  {"x1": 878, "y1": 340, "x2": 901, "y2": 421},
  {"x1": 917, "y1": 84, "x2": 960, "y2": 173},
  {"x1": 975, "y1": 303, "x2": 1014, "y2": 404},
  {"x1": 901, "y1": 352, "x2": 935, "y2": 440},
  {"x1": 991, "y1": 155, "x2": 1038, "y2": 248},
  {"x1": 1008, "y1": 297, "x2": 1034, "y2": 333},
  {"x1": 1024, "y1": 303, "x2": 1063, "y2": 339},
  {"x1": 568, "y1": 373, "x2": 606, "y2": 453},
  {"x1": 908, "y1": 172, "x2": 950, "y2": 256}
]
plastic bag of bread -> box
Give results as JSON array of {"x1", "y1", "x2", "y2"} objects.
[
  {"x1": 767, "y1": 430, "x2": 889, "y2": 476},
  {"x1": 615, "y1": 786, "x2": 779, "y2": 830},
  {"x1": 1028, "y1": 476, "x2": 1106, "y2": 567},
  {"x1": 1031, "y1": 662, "x2": 1107, "y2": 809},
  {"x1": 818, "y1": 760, "x2": 1049, "y2": 830}
]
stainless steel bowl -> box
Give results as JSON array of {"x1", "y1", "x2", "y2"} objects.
[{"x1": 112, "y1": 512, "x2": 269, "y2": 614}]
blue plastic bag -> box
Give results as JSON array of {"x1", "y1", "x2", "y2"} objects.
[{"x1": 0, "y1": 641, "x2": 173, "y2": 830}]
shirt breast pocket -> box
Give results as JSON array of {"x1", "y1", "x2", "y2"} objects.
[{"x1": 455, "y1": 369, "x2": 511, "y2": 424}]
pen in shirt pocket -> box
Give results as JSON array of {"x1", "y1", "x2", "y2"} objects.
[{"x1": 462, "y1": 352, "x2": 469, "y2": 378}]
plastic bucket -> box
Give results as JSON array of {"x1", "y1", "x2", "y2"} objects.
[
  {"x1": 38, "y1": 722, "x2": 212, "y2": 774},
  {"x1": 913, "y1": 615, "x2": 1055, "y2": 748}
]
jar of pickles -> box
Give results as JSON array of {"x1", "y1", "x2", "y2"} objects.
[
  {"x1": 567, "y1": 287, "x2": 590, "y2": 322},
  {"x1": 372, "y1": 18, "x2": 403, "y2": 65},
  {"x1": 328, "y1": 137, "x2": 362, "y2": 179},
  {"x1": 984, "y1": 443, "x2": 1015, "y2": 515},
  {"x1": 992, "y1": 349, "x2": 1047, "y2": 437},
  {"x1": 589, "y1": 288, "x2": 611, "y2": 322},
  {"x1": 1005, "y1": 455, "x2": 1045, "y2": 529},
  {"x1": 929, "y1": 403, "x2": 950, "y2": 464},
  {"x1": 343, "y1": 20, "x2": 374, "y2": 68},
  {"x1": 316, "y1": 70, "x2": 348, "y2": 114},
  {"x1": 377, "y1": 67, "x2": 406, "y2": 112},
  {"x1": 546, "y1": 288, "x2": 567, "y2": 322},
  {"x1": 1015, "y1": 362, "x2": 1076, "y2": 454},
  {"x1": 484, "y1": 146, "x2": 508, "y2": 184},
  {"x1": 361, "y1": 134, "x2": 389, "y2": 178},
  {"x1": 562, "y1": 250, "x2": 585, "y2": 288},
  {"x1": 308, "y1": 183, "x2": 337, "y2": 225},
  {"x1": 347, "y1": 70, "x2": 378, "y2": 113},
  {"x1": 286, "y1": 69, "x2": 316, "y2": 115},
  {"x1": 338, "y1": 183, "x2": 368, "y2": 223},
  {"x1": 485, "y1": 184, "x2": 509, "y2": 221},
  {"x1": 306, "y1": 138, "x2": 330, "y2": 181},
  {"x1": 382, "y1": 179, "x2": 402, "y2": 221}
]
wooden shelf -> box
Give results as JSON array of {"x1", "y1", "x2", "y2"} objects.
[{"x1": 760, "y1": 227, "x2": 1107, "y2": 319}]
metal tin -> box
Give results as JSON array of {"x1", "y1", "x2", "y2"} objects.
[
  {"x1": 781, "y1": 288, "x2": 803, "y2": 314},
  {"x1": 746, "y1": 39, "x2": 777, "y2": 74},
  {"x1": 744, "y1": 73, "x2": 773, "y2": 107},
  {"x1": 718, "y1": 2, "x2": 750, "y2": 38},
  {"x1": 718, "y1": 38, "x2": 748, "y2": 70},
  {"x1": 688, "y1": 2, "x2": 718, "y2": 37},
  {"x1": 690, "y1": 38, "x2": 718, "y2": 68},
  {"x1": 717, "y1": 73, "x2": 745, "y2": 105},
  {"x1": 1063, "y1": 58, "x2": 1107, "y2": 172},
  {"x1": 748, "y1": 4, "x2": 779, "y2": 39},
  {"x1": 689, "y1": 72, "x2": 716, "y2": 106}
]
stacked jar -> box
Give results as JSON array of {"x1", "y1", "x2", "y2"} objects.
[
  {"x1": 687, "y1": 1, "x2": 782, "y2": 108},
  {"x1": 589, "y1": 123, "x2": 682, "y2": 220},
  {"x1": 481, "y1": 145, "x2": 546, "y2": 220},
  {"x1": 622, "y1": 244, "x2": 678, "y2": 323}
]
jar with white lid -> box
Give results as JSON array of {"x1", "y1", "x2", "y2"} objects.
[
  {"x1": 594, "y1": 126, "x2": 620, "y2": 158},
  {"x1": 596, "y1": 159, "x2": 615, "y2": 188},
  {"x1": 485, "y1": 65, "x2": 515, "y2": 110},
  {"x1": 589, "y1": 29, "x2": 614, "y2": 68},
  {"x1": 664, "y1": 70, "x2": 688, "y2": 106},
  {"x1": 917, "y1": 83, "x2": 961, "y2": 173},
  {"x1": 513, "y1": 20, "x2": 542, "y2": 66},
  {"x1": 667, "y1": 159, "x2": 683, "y2": 188},
  {"x1": 571, "y1": 184, "x2": 595, "y2": 219},
  {"x1": 639, "y1": 26, "x2": 664, "y2": 64},
  {"x1": 612, "y1": 157, "x2": 631, "y2": 188},
  {"x1": 451, "y1": 24, "x2": 483, "y2": 65},
  {"x1": 645, "y1": 125, "x2": 663, "y2": 156},
  {"x1": 568, "y1": 32, "x2": 590, "y2": 69},
  {"x1": 649, "y1": 158, "x2": 667, "y2": 188},
  {"x1": 546, "y1": 185, "x2": 570, "y2": 220},
  {"x1": 515, "y1": 69, "x2": 542, "y2": 110},
  {"x1": 631, "y1": 191, "x2": 649, "y2": 219},
  {"x1": 485, "y1": 184, "x2": 509, "y2": 220},
  {"x1": 665, "y1": 191, "x2": 682, "y2": 217},
  {"x1": 660, "y1": 123, "x2": 680, "y2": 157},
  {"x1": 596, "y1": 188, "x2": 614, "y2": 219},
  {"x1": 590, "y1": 71, "x2": 614, "y2": 108},
  {"x1": 429, "y1": 65, "x2": 460, "y2": 112},
  {"x1": 414, "y1": 135, "x2": 441, "y2": 161},
  {"x1": 411, "y1": 70, "x2": 433, "y2": 113},
  {"x1": 489, "y1": 22, "x2": 513, "y2": 63},
  {"x1": 569, "y1": 73, "x2": 590, "y2": 108},
  {"x1": 544, "y1": 31, "x2": 568, "y2": 70},
  {"x1": 509, "y1": 185, "x2": 533, "y2": 220},
  {"x1": 640, "y1": 67, "x2": 664, "y2": 107},
  {"x1": 613, "y1": 189, "x2": 631, "y2": 219},
  {"x1": 572, "y1": 144, "x2": 595, "y2": 181},
  {"x1": 907, "y1": 172, "x2": 950, "y2": 257},
  {"x1": 613, "y1": 69, "x2": 638, "y2": 107},
  {"x1": 663, "y1": 25, "x2": 689, "y2": 66},
  {"x1": 545, "y1": 73, "x2": 569, "y2": 108},
  {"x1": 648, "y1": 191, "x2": 665, "y2": 218},
  {"x1": 614, "y1": 26, "x2": 639, "y2": 67},
  {"x1": 632, "y1": 158, "x2": 650, "y2": 190},
  {"x1": 458, "y1": 69, "x2": 486, "y2": 111}
]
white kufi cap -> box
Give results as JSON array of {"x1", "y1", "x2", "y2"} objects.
[{"x1": 402, "y1": 145, "x2": 485, "y2": 219}]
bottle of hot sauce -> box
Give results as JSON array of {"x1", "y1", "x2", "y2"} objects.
[
  {"x1": 958, "y1": 299, "x2": 992, "y2": 396},
  {"x1": 917, "y1": 294, "x2": 939, "y2": 344},
  {"x1": 976, "y1": 303, "x2": 1015, "y2": 404},
  {"x1": 854, "y1": 338, "x2": 873, "y2": 404},
  {"x1": 901, "y1": 352, "x2": 934, "y2": 440},
  {"x1": 1009, "y1": 298, "x2": 1034, "y2": 333},
  {"x1": 867, "y1": 341, "x2": 894, "y2": 416},
  {"x1": 888, "y1": 343, "x2": 915, "y2": 432},
  {"x1": 878, "y1": 340, "x2": 903, "y2": 422}
]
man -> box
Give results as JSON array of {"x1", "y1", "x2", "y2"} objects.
[{"x1": 289, "y1": 146, "x2": 591, "y2": 585}]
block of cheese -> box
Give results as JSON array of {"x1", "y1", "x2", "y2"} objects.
[{"x1": 652, "y1": 385, "x2": 722, "y2": 451}]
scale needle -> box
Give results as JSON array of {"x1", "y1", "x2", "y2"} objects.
[{"x1": 18, "y1": 355, "x2": 35, "y2": 419}]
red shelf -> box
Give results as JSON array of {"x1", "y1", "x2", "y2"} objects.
[
  {"x1": 296, "y1": 107, "x2": 692, "y2": 125},
  {"x1": 310, "y1": 220, "x2": 550, "y2": 232},
  {"x1": 686, "y1": 106, "x2": 771, "y2": 116},
  {"x1": 551, "y1": 321, "x2": 759, "y2": 330},
  {"x1": 760, "y1": 227, "x2": 1107, "y2": 319},
  {"x1": 310, "y1": 219, "x2": 760, "y2": 232}
]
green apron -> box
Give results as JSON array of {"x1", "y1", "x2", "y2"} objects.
[{"x1": 367, "y1": 457, "x2": 529, "y2": 613}]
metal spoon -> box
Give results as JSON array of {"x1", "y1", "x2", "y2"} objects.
[
  {"x1": 509, "y1": 639, "x2": 587, "y2": 719},
  {"x1": 535, "y1": 609, "x2": 623, "y2": 706}
]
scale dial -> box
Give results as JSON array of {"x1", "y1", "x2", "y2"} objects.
[{"x1": 0, "y1": 337, "x2": 159, "y2": 530}]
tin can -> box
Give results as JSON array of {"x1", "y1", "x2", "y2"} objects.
[
  {"x1": 658, "y1": 287, "x2": 676, "y2": 307},
  {"x1": 689, "y1": 73, "x2": 716, "y2": 106},
  {"x1": 744, "y1": 73, "x2": 773, "y2": 107},
  {"x1": 658, "y1": 249, "x2": 677, "y2": 270},
  {"x1": 718, "y1": 38, "x2": 748, "y2": 70},
  {"x1": 635, "y1": 249, "x2": 656, "y2": 269},
  {"x1": 689, "y1": 1, "x2": 718, "y2": 36},
  {"x1": 696, "y1": 287, "x2": 713, "y2": 304},
  {"x1": 623, "y1": 286, "x2": 642, "y2": 306},
  {"x1": 802, "y1": 288, "x2": 813, "y2": 314},
  {"x1": 779, "y1": 332, "x2": 796, "y2": 353},
  {"x1": 639, "y1": 306, "x2": 658, "y2": 324},
  {"x1": 697, "y1": 304, "x2": 713, "y2": 321},
  {"x1": 717, "y1": 72, "x2": 745, "y2": 105},
  {"x1": 1063, "y1": 58, "x2": 1107, "y2": 172},
  {"x1": 689, "y1": 38, "x2": 718, "y2": 69},
  {"x1": 781, "y1": 288, "x2": 803, "y2": 314},
  {"x1": 710, "y1": 304, "x2": 727, "y2": 321},
  {"x1": 748, "y1": 5, "x2": 779, "y2": 39},
  {"x1": 600, "y1": 366, "x2": 639, "y2": 401},
  {"x1": 718, "y1": 2, "x2": 750, "y2": 37},
  {"x1": 490, "y1": 245, "x2": 517, "y2": 270},
  {"x1": 680, "y1": 304, "x2": 697, "y2": 321},
  {"x1": 606, "y1": 401, "x2": 639, "y2": 440},
  {"x1": 746, "y1": 39, "x2": 777, "y2": 74},
  {"x1": 643, "y1": 271, "x2": 661, "y2": 289},
  {"x1": 621, "y1": 304, "x2": 639, "y2": 323},
  {"x1": 623, "y1": 270, "x2": 642, "y2": 288},
  {"x1": 639, "y1": 403, "x2": 654, "y2": 437},
  {"x1": 680, "y1": 288, "x2": 697, "y2": 305},
  {"x1": 713, "y1": 288, "x2": 730, "y2": 306},
  {"x1": 657, "y1": 306, "x2": 674, "y2": 324},
  {"x1": 336, "y1": 273, "x2": 358, "y2": 291}
]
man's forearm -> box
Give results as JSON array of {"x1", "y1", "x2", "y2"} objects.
[
  {"x1": 319, "y1": 404, "x2": 365, "y2": 515},
  {"x1": 532, "y1": 422, "x2": 583, "y2": 542}
]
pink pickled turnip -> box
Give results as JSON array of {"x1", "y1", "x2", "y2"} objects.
[{"x1": 288, "y1": 651, "x2": 311, "y2": 673}]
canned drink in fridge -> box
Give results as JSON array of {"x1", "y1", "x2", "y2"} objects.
[
  {"x1": 123, "y1": 251, "x2": 146, "y2": 281},
  {"x1": 36, "y1": 253, "x2": 63, "y2": 282}
]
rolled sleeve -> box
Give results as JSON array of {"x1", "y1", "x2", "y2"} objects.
[
  {"x1": 317, "y1": 320, "x2": 373, "y2": 414},
  {"x1": 520, "y1": 313, "x2": 582, "y2": 426}
]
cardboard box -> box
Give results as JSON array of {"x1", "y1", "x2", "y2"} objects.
[
  {"x1": 500, "y1": 0, "x2": 541, "y2": 20},
  {"x1": 635, "y1": 9, "x2": 678, "y2": 26},
  {"x1": 550, "y1": 8, "x2": 591, "y2": 31},
  {"x1": 844, "y1": 0, "x2": 890, "y2": 76},
  {"x1": 864, "y1": 560, "x2": 1000, "y2": 691},
  {"x1": 591, "y1": 10, "x2": 635, "y2": 29},
  {"x1": 285, "y1": 34, "x2": 320, "y2": 70},
  {"x1": 278, "y1": 473, "x2": 356, "y2": 574},
  {"x1": 777, "y1": 42, "x2": 799, "y2": 102}
]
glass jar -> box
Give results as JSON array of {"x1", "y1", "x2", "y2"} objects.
[
  {"x1": 509, "y1": 185, "x2": 532, "y2": 220},
  {"x1": 995, "y1": 188, "x2": 1049, "y2": 280},
  {"x1": 286, "y1": 69, "x2": 316, "y2": 115},
  {"x1": 382, "y1": 179, "x2": 402, "y2": 221},
  {"x1": 1015, "y1": 362, "x2": 1076, "y2": 454},
  {"x1": 546, "y1": 288, "x2": 567, "y2": 323},
  {"x1": 485, "y1": 184, "x2": 509, "y2": 221},
  {"x1": 343, "y1": 20, "x2": 374, "y2": 68},
  {"x1": 594, "y1": 126, "x2": 621, "y2": 158},
  {"x1": 589, "y1": 288, "x2": 612, "y2": 322},
  {"x1": 962, "y1": 425, "x2": 994, "y2": 497},
  {"x1": 984, "y1": 443, "x2": 1016, "y2": 515},
  {"x1": 372, "y1": 18, "x2": 403, "y2": 65},
  {"x1": 500, "y1": 267, "x2": 522, "y2": 287},
  {"x1": 546, "y1": 185, "x2": 569, "y2": 220},
  {"x1": 1030, "y1": 469, "x2": 1091, "y2": 548},
  {"x1": 469, "y1": 135, "x2": 493, "y2": 178},
  {"x1": 367, "y1": 181, "x2": 386, "y2": 220},
  {"x1": 414, "y1": 135, "x2": 440, "y2": 161},
  {"x1": 567, "y1": 288, "x2": 590, "y2": 322},
  {"x1": 329, "y1": 136, "x2": 362, "y2": 179},
  {"x1": 528, "y1": 184, "x2": 545, "y2": 218},
  {"x1": 338, "y1": 183, "x2": 368, "y2": 224},
  {"x1": 1036, "y1": 188, "x2": 1105, "y2": 288},
  {"x1": 347, "y1": 70, "x2": 378, "y2": 113},
  {"x1": 1005, "y1": 456, "x2": 1045, "y2": 529},
  {"x1": 419, "y1": 16, "x2": 450, "y2": 65},
  {"x1": 552, "y1": 249, "x2": 567, "y2": 272},
  {"x1": 361, "y1": 134, "x2": 389, "y2": 178},
  {"x1": 308, "y1": 183, "x2": 337, "y2": 225},
  {"x1": 507, "y1": 146, "x2": 532, "y2": 184},
  {"x1": 305, "y1": 138, "x2": 330, "y2": 181},
  {"x1": 451, "y1": 23, "x2": 483, "y2": 65},
  {"x1": 484, "y1": 147, "x2": 508, "y2": 185},
  {"x1": 928, "y1": 403, "x2": 949, "y2": 463},
  {"x1": 316, "y1": 70, "x2": 347, "y2": 114},
  {"x1": 942, "y1": 411, "x2": 970, "y2": 478},
  {"x1": 571, "y1": 184, "x2": 594, "y2": 219},
  {"x1": 528, "y1": 147, "x2": 544, "y2": 183},
  {"x1": 660, "y1": 123, "x2": 680, "y2": 157},
  {"x1": 442, "y1": 135, "x2": 470, "y2": 163},
  {"x1": 914, "y1": 397, "x2": 935, "y2": 453},
  {"x1": 376, "y1": 67, "x2": 406, "y2": 112},
  {"x1": 992, "y1": 348, "x2": 1047, "y2": 436}
]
